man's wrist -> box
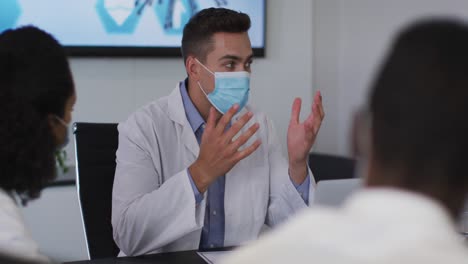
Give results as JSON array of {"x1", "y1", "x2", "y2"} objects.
[
  {"x1": 188, "y1": 160, "x2": 211, "y2": 193},
  {"x1": 288, "y1": 160, "x2": 308, "y2": 184}
]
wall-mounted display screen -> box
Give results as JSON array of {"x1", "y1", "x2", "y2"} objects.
[{"x1": 0, "y1": 0, "x2": 266, "y2": 57}]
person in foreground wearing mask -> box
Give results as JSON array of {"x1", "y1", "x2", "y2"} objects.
[
  {"x1": 222, "y1": 19, "x2": 468, "y2": 264},
  {"x1": 112, "y1": 7, "x2": 324, "y2": 256},
  {"x1": 0, "y1": 26, "x2": 76, "y2": 263}
]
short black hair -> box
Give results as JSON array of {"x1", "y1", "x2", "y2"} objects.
[
  {"x1": 0, "y1": 26, "x2": 74, "y2": 204},
  {"x1": 369, "y1": 19, "x2": 468, "y2": 216},
  {"x1": 181, "y1": 7, "x2": 251, "y2": 64}
]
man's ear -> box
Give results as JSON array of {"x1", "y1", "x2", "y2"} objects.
[{"x1": 186, "y1": 56, "x2": 201, "y2": 81}]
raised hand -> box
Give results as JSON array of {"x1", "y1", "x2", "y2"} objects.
[
  {"x1": 287, "y1": 91, "x2": 324, "y2": 184},
  {"x1": 189, "y1": 105, "x2": 262, "y2": 193}
]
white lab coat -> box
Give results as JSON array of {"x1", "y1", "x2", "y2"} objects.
[
  {"x1": 222, "y1": 188, "x2": 468, "y2": 264},
  {"x1": 112, "y1": 84, "x2": 315, "y2": 256},
  {"x1": 0, "y1": 189, "x2": 50, "y2": 263}
]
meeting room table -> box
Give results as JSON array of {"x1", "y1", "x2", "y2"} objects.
[{"x1": 65, "y1": 248, "x2": 234, "y2": 264}]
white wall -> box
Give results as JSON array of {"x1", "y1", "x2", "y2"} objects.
[
  {"x1": 64, "y1": 0, "x2": 314, "y2": 165},
  {"x1": 313, "y1": 0, "x2": 468, "y2": 156},
  {"x1": 312, "y1": 0, "x2": 340, "y2": 155}
]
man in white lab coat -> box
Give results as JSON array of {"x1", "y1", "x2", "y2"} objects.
[
  {"x1": 222, "y1": 19, "x2": 468, "y2": 264},
  {"x1": 112, "y1": 8, "x2": 324, "y2": 256}
]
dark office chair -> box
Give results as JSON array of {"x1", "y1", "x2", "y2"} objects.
[
  {"x1": 74, "y1": 122, "x2": 120, "y2": 259},
  {"x1": 308, "y1": 152, "x2": 356, "y2": 182}
]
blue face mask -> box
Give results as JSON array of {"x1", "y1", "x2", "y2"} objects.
[
  {"x1": 54, "y1": 115, "x2": 70, "y2": 149},
  {"x1": 196, "y1": 59, "x2": 250, "y2": 114}
]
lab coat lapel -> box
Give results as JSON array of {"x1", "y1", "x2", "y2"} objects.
[{"x1": 167, "y1": 84, "x2": 200, "y2": 158}]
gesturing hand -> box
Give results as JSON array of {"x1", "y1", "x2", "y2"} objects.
[
  {"x1": 189, "y1": 105, "x2": 262, "y2": 193},
  {"x1": 287, "y1": 91, "x2": 324, "y2": 184}
]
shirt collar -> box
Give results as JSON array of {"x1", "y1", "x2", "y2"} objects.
[{"x1": 180, "y1": 79, "x2": 205, "y2": 133}]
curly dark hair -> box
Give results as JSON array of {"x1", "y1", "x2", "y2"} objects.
[
  {"x1": 181, "y1": 7, "x2": 251, "y2": 64},
  {"x1": 0, "y1": 26, "x2": 75, "y2": 204}
]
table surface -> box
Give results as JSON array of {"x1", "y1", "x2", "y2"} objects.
[{"x1": 65, "y1": 250, "x2": 221, "y2": 264}]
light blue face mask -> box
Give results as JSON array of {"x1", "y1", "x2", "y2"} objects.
[
  {"x1": 196, "y1": 59, "x2": 250, "y2": 114},
  {"x1": 54, "y1": 115, "x2": 70, "y2": 150}
]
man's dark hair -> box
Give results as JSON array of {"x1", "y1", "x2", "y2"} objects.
[
  {"x1": 369, "y1": 19, "x2": 468, "y2": 217},
  {"x1": 0, "y1": 26, "x2": 75, "y2": 204},
  {"x1": 181, "y1": 7, "x2": 251, "y2": 64}
]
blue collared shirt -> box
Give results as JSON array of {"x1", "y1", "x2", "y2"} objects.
[{"x1": 180, "y1": 80, "x2": 310, "y2": 250}]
